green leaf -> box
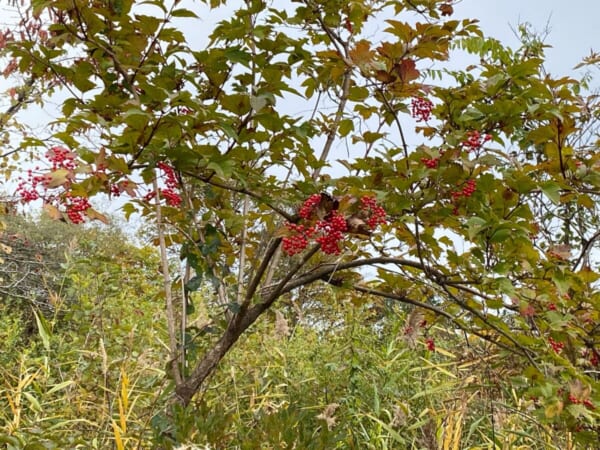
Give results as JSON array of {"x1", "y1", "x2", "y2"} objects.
[
  {"x1": 338, "y1": 118, "x2": 354, "y2": 137},
  {"x1": 541, "y1": 181, "x2": 561, "y2": 204},
  {"x1": 496, "y1": 277, "x2": 515, "y2": 295},
  {"x1": 489, "y1": 227, "x2": 511, "y2": 243},
  {"x1": 47, "y1": 380, "x2": 76, "y2": 395},
  {"x1": 33, "y1": 309, "x2": 51, "y2": 351},
  {"x1": 460, "y1": 106, "x2": 485, "y2": 121},
  {"x1": 185, "y1": 275, "x2": 202, "y2": 293},
  {"x1": 121, "y1": 202, "x2": 138, "y2": 220},
  {"x1": 23, "y1": 392, "x2": 42, "y2": 412},
  {"x1": 206, "y1": 158, "x2": 234, "y2": 178},
  {"x1": 171, "y1": 8, "x2": 199, "y2": 18},
  {"x1": 250, "y1": 95, "x2": 268, "y2": 113},
  {"x1": 466, "y1": 216, "x2": 487, "y2": 239}
]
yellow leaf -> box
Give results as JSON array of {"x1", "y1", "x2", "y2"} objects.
[
  {"x1": 46, "y1": 169, "x2": 71, "y2": 188},
  {"x1": 544, "y1": 400, "x2": 563, "y2": 418},
  {"x1": 43, "y1": 204, "x2": 63, "y2": 221},
  {"x1": 118, "y1": 398, "x2": 127, "y2": 434},
  {"x1": 86, "y1": 208, "x2": 110, "y2": 224},
  {"x1": 349, "y1": 40, "x2": 374, "y2": 69},
  {"x1": 0, "y1": 242, "x2": 12, "y2": 254},
  {"x1": 111, "y1": 420, "x2": 125, "y2": 450},
  {"x1": 120, "y1": 368, "x2": 129, "y2": 411}
]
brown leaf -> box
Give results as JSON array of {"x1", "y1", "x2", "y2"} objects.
[
  {"x1": 119, "y1": 180, "x2": 138, "y2": 197},
  {"x1": 547, "y1": 244, "x2": 571, "y2": 260},
  {"x1": 349, "y1": 40, "x2": 374, "y2": 68},
  {"x1": 394, "y1": 59, "x2": 420, "y2": 83},
  {"x1": 46, "y1": 169, "x2": 72, "y2": 188},
  {"x1": 346, "y1": 215, "x2": 371, "y2": 236},
  {"x1": 336, "y1": 194, "x2": 358, "y2": 212},
  {"x1": 274, "y1": 310, "x2": 290, "y2": 338},
  {"x1": 43, "y1": 203, "x2": 63, "y2": 220},
  {"x1": 316, "y1": 403, "x2": 339, "y2": 430},
  {"x1": 314, "y1": 193, "x2": 338, "y2": 219},
  {"x1": 0, "y1": 242, "x2": 12, "y2": 255},
  {"x1": 439, "y1": 3, "x2": 453, "y2": 16},
  {"x1": 95, "y1": 146, "x2": 107, "y2": 169},
  {"x1": 86, "y1": 208, "x2": 110, "y2": 224},
  {"x1": 374, "y1": 70, "x2": 395, "y2": 84}
]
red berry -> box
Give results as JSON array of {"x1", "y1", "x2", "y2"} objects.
[
  {"x1": 411, "y1": 97, "x2": 433, "y2": 122},
  {"x1": 548, "y1": 337, "x2": 564, "y2": 354},
  {"x1": 359, "y1": 196, "x2": 386, "y2": 229},
  {"x1": 462, "y1": 131, "x2": 491, "y2": 152},
  {"x1": 282, "y1": 222, "x2": 313, "y2": 255},
  {"x1": 420, "y1": 157, "x2": 439, "y2": 169},
  {"x1": 425, "y1": 338, "x2": 435, "y2": 351},
  {"x1": 583, "y1": 399, "x2": 595, "y2": 410},
  {"x1": 590, "y1": 351, "x2": 599, "y2": 367},
  {"x1": 298, "y1": 194, "x2": 322, "y2": 219}
]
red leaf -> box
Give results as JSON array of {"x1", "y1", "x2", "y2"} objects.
[{"x1": 394, "y1": 59, "x2": 420, "y2": 83}]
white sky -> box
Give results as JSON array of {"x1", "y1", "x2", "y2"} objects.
[{"x1": 460, "y1": 0, "x2": 599, "y2": 77}]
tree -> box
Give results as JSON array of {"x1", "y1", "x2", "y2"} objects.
[{"x1": 2, "y1": 0, "x2": 599, "y2": 443}]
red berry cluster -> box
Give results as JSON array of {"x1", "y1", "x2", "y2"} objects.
[
  {"x1": 161, "y1": 188, "x2": 182, "y2": 207},
  {"x1": 420, "y1": 157, "x2": 439, "y2": 169},
  {"x1": 65, "y1": 194, "x2": 91, "y2": 224},
  {"x1": 299, "y1": 193, "x2": 322, "y2": 219},
  {"x1": 411, "y1": 97, "x2": 433, "y2": 122},
  {"x1": 282, "y1": 211, "x2": 349, "y2": 256},
  {"x1": 568, "y1": 395, "x2": 595, "y2": 410},
  {"x1": 16, "y1": 170, "x2": 50, "y2": 202},
  {"x1": 109, "y1": 180, "x2": 133, "y2": 197},
  {"x1": 110, "y1": 184, "x2": 121, "y2": 197},
  {"x1": 282, "y1": 194, "x2": 386, "y2": 256},
  {"x1": 462, "y1": 130, "x2": 492, "y2": 152},
  {"x1": 315, "y1": 211, "x2": 348, "y2": 254},
  {"x1": 15, "y1": 146, "x2": 92, "y2": 224},
  {"x1": 461, "y1": 179, "x2": 477, "y2": 197},
  {"x1": 425, "y1": 338, "x2": 435, "y2": 351},
  {"x1": 16, "y1": 148, "x2": 75, "y2": 203},
  {"x1": 548, "y1": 336, "x2": 564, "y2": 354},
  {"x1": 451, "y1": 179, "x2": 477, "y2": 203},
  {"x1": 360, "y1": 196, "x2": 387, "y2": 229},
  {"x1": 282, "y1": 223, "x2": 316, "y2": 255},
  {"x1": 547, "y1": 303, "x2": 557, "y2": 311},
  {"x1": 144, "y1": 162, "x2": 182, "y2": 207},
  {"x1": 46, "y1": 146, "x2": 77, "y2": 171}
]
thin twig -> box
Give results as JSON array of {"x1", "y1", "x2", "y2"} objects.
[
  {"x1": 182, "y1": 170, "x2": 294, "y2": 221},
  {"x1": 312, "y1": 69, "x2": 352, "y2": 181},
  {"x1": 377, "y1": 87, "x2": 410, "y2": 169}
]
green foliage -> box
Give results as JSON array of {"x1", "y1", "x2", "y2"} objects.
[{"x1": 0, "y1": 214, "x2": 166, "y2": 448}]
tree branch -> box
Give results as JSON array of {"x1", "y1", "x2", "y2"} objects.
[
  {"x1": 181, "y1": 170, "x2": 294, "y2": 221},
  {"x1": 347, "y1": 283, "x2": 527, "y2": 356},
  {"x1": 312, "y1": 68, "x2": 352, "y2": 181},
  {"x1": 153, "y1": 175, "x2": 182, "y2": 386}
]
